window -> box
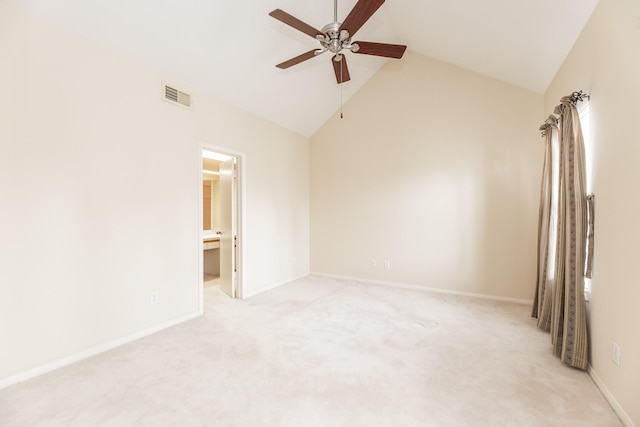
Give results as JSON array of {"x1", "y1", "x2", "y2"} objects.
[{"x1": 578, "y1": 100, "x2": 592, "y2": 300}]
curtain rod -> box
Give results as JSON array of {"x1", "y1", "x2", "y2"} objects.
[{"x1": 539, "y1": 90, "x2": 590, "y2": 136}]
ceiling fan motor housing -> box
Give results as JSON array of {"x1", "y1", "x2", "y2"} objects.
[{"x1": 318, "y1": 22, "x2": 359, "y2": 59}]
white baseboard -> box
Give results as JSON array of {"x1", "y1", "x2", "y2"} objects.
[
  {"x1": 588, "y1": 365, "x2": 636, "y2": 427},
  {"x1": 311, "y1": 272, "x2": 533, "y2": 305},
  {"x1": 242, "y1": 272, "x2": 311, "y2": 299},
  {"x1": 0, "y1": 311, "x2": 202, "y2": 391}
]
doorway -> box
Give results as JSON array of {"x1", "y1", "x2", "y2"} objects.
[{"x1": 200, "y1": 145, "x2": 244, "y2": 310}]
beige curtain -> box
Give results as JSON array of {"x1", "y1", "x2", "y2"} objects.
[
  {"x1": 531, "y1": 115, "x2": 558, "y2": 331},
  {"x1": 533, "y1": 96, "x2": 589, "y2": 370}
]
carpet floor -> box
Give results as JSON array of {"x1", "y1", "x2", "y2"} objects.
[{"x1": 0, "y1": 275, "x2": 622, "y2": 426}]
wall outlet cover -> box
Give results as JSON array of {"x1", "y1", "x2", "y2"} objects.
[{"x1": 612, "y1": 341, "x2": 621, "y2": 367}]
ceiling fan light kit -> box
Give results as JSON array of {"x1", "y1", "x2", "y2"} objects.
[{"x1": 269, "y1": 0, "x2": 407, "y2": 84}]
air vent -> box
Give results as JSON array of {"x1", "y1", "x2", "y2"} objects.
[{"x1": 162, "y1": 83, "x2": 192, "y2": 109}]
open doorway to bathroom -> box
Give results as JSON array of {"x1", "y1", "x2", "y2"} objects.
[{"x1": 200, "y1": 146, "x2": 243, "y2": 306}]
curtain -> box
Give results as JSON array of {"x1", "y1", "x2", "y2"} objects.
[
  {"x1": 532, "y1": 96, "x2": 589, "y2": 370},
  {"x1": 531, "y1": 115, "x2": 558, "y2": 331}
]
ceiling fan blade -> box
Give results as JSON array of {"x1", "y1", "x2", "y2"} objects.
[
  {"x1": 332, "y1": 55, "x2": 351, "y2": 84},
  {"x1": 269, "y1": 9, "x2": 323, "y2": 39},
  {"x1": 338, "y1": 0, "x2": 385, "y2": 38},
  {"x1": 276, "y1": 50, "x2": 320, "y2": 69},
  {"x1": 353, "y1": 41, "x2": 407, "y2": 59}
]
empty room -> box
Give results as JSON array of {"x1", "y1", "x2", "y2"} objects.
[{"x1": 1, "y1": 0, "x2": 638, "y2": 425}]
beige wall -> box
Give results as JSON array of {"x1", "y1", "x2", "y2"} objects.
[
  {"x1": 545, "y1": 0, "x2": 640, "y2": 424},
  {"x1": 310, "y1": 51, "x2": 543, "y2": 301},
  {"x1": 0, "y1": 2, "x2": 309, "y2": 383},
  {"x1": 193, "y1": 94, "x2": 311, "y2": 297}
]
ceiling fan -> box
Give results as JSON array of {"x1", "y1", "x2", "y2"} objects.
[{"x1": 269, "y1": 0, "x2": 407, "y2": 84}]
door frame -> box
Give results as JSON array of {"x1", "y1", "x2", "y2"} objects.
[{"x1": 198, "y1": 142, "x2": 246, "y2": 313}]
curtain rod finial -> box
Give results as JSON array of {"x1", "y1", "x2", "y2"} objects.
[{"x1": 570, "y1": 90, "x2": 590, "y2": 104}]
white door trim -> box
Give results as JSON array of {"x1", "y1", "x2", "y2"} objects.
[{"x1": 198, "y1": 143, "x2": 246, "y2": 313}]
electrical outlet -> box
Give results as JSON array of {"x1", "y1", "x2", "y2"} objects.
[
  {"x1": 612, "y1": 342, "x2": 621, "y2": 367},
  {"x1": 371, "y1": 259, "x2": 377, "y2": 268},
  {"x1": 384, "y1": 260, "x2": 391, "y2": 269},
  {"x1": 150, "y1": 292, "x2": 159, "y2": 305}
]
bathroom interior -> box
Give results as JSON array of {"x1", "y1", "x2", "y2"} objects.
[
  {"x1": 202, "y1": 153, "x2": 222, "y2": 287},
  {"x1": 202, "y1": 148, "x2": 238, "y2": 297}
]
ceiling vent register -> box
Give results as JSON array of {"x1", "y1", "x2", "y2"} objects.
[{"x1": 162, "y1": 83, "x2": 192, "y2": 109}]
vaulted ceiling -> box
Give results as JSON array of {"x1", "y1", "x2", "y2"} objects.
[{"x1": 8, "y1": 0, "x2": 599, "y2": 137}]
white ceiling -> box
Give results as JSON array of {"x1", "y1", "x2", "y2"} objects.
[{"x1": 9, "y1": 0, "x2": 599, "y2": 137}]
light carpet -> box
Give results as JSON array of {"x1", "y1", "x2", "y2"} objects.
[{"x1": 0, "y1": 275, "x2": 621, "y2": 426}]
